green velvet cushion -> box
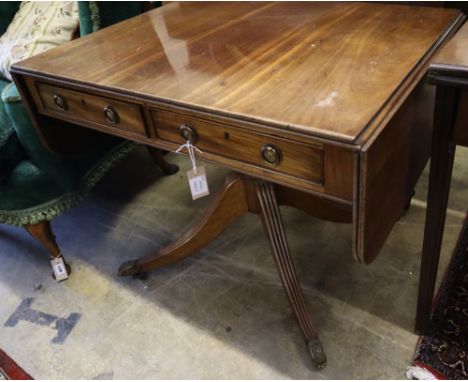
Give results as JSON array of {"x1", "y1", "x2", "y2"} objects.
[
  {"x1": 0, "y1": 133, "x2": 25, "y2": 183},
  {"x1": 0, "y1": 159, "x2": 66, "y2": 212},
  {"x1": 0, "y1": 2, "x2": 20, "y2": 36}
]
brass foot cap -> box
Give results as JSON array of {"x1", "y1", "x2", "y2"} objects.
[
  {"x1": 308, "y1": 338, "x2": 327, "y2": 369},
  {"x1": 118, "y1": 260, "x2": 140, "y2": 277}
]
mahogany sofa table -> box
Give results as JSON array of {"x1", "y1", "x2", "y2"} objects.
[
  {"x1": 416, "y1": 21, "x2": 468, "y2": 334},
  {"x1": 10, "y1": 2, "x2": 464, "y2": 368}
]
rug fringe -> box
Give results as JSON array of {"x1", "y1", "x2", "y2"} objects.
[{"x1": 406, "y1": 366, "x2": 437, "y2": 380}]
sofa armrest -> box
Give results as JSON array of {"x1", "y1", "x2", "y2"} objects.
[{"x1": 1, "y1": 82, "x2": 21, "y2": 104}]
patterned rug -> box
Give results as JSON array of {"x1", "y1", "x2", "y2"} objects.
[
  {"x1": 0, "y1": 349, "x2": 32, "y2": 380},
  {"x1": 411, "y1": 215, "x2": 468, "y2": 380}
]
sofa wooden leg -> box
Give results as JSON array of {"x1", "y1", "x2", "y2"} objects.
[
  {"x1": 147, "y1": 147, "x2": 179, "y2": 175},
  {"x1": 25, "y1": 221, "x2": 71, "y2": 276}
]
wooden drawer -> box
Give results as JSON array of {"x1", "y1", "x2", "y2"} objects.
[
  {"x1": 152, "y1": 108, "x2": 323, "y2": 185},
  {"x1": 36, "y1": 83, "x2": 146, "y2": 136}
]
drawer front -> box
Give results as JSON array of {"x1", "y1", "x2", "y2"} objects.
[
  {"x1": 152, "y1": 109, "x2": 323, "y2": 185},
  {"x1": 36, "y1": 83, "x2": 146, "y2": 136}
]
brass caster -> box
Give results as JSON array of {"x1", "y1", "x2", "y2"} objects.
[
  {"x1": 308, "y1": 338, "x2": 327, "y2": 369},
  {"x1": 118, "y1": 260, "x2": 141, "y2": 277},
  {"x1": 161, "y1": 162, "x2": 179, "y2": 176}
]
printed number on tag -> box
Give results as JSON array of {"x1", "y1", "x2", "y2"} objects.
[
  {"x1": 187, "y1": 166, "x2": 210, "y2": 200},
  {"x1": 51, "y1": 257, "x2": 69, "y2": 281}
]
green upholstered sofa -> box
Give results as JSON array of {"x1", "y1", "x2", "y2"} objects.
[{"x1": 0, "y1": 2, "x2": 176, "y2": 277}]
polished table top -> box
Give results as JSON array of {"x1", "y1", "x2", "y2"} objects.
[{"x1": 14, "y1": 2, "x2": 460, "y2": 144}]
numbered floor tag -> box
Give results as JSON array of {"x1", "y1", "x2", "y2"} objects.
[
  {"x1": 187, "y1": 166, "x2": 210, "y2": 200},
  {"x1": 51, "y1": 257, "x2": 69, "y2": 281}
]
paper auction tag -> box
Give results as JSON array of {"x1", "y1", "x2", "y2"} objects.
[
  {"x1": 187, "y1": 166, "x2": 209, "y2": 200},
  {"x1": 51, "y1": 257, "x2": 69, "y2": 281}
]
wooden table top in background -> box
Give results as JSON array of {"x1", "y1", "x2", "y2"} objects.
[
  {"x1": 429, "y1": 21, "x2": 468, "y2": 148},
  {"x1": 431, "y1": 21, "x2": 468, "y2": 77},
  {"x1": 15, "y1": 2, "x2": 460, "y2": 144}
]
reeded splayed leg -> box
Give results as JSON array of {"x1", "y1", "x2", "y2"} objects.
[
  {"x1": 255, "y1": 181, "x2": 327, "y2": 369},
  {"x1": 25, "y1": 220, "x2": 71, "y2": 277}
]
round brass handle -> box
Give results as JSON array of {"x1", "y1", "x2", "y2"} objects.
[
  {"x1": 53, "y1": 94, "x2": 67, "y2": 111},
  {"x1": 261, "y1": 144, "x2": 282, "y2": 166},
  {"x1": 180, "y1": 124, "x2": 197, "y2": 143},
  {"x1": 103, "y1": 106, "x2": 119, "y2": 124}
]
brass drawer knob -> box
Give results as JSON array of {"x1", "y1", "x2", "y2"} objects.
[
  {"x1": 261, "y1": 144, "x2": 282, "y2": 166},
  {"x1": 53, "y1": 94, "x2": 67, "y2": 111},
  {"x1": 180, "y1": 124, "x2": 197, "y2": 143},
  {"x1": 104, "y1": 106, "x2": 119, "y2": 124}
]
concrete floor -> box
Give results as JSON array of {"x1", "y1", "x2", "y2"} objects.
[{"x1": 0, "y1": 145, "x2": 467, "y2": 379}]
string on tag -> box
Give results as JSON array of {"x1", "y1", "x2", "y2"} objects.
[
  {"x1": 176, "y1": 141, "x2": 203, "y2": 172},
  {"x1": 176, "y1": 140, "x2": 210, "y2": 200}
]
